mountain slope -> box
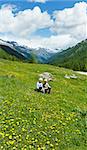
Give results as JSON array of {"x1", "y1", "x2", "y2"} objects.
[
  {"x1": 0, "y1": 39, "x2": 35, "y2": 62},
  {"x1": 0, "y1": 39, "x2": 54, "y2": 63},
  {"x1": 33, "y1": 48, "x2": 54, "y2": 63},
  {"x1": 0, "y1": 59, "x2": 87, "y2": 150},
  {"x1": 0, "y1": 48, "x2": 19, "y2": 61},
  {"x1": 48, "y1": 40, "x2": 87, "y2": 71}
]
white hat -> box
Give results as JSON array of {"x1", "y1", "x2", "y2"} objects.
[
  {"x1": 39, "y1": 78, "x2": 43, "y2": 81},
  {"x1": 44, "y1": 78, "x2": 48, "y2": 82}
]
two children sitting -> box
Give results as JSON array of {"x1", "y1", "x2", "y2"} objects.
[{"x1": 36, "y1": 78, "x2": 51, "y2": 94}]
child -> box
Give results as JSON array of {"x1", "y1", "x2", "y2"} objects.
[
  {"x1": 43, "y1": 79, "x2": 51, "y2": 94},
  {"x1": 36, "y1": 78, "x2": 43, "y2": 92}
]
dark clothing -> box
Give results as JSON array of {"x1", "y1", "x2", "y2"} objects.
[
  {"x1": 44, "y1": 87, "x2": 51, "y2": 94},
  {"x1": 35, "y1": 87, "x2": 43, "y2": 92},
  {"x1": 43, "y1": 83, "x2": 51, "y2": 94}
]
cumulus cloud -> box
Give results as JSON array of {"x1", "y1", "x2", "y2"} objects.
[
  {"x1": 0, "y1": 2, "x2": 87, "y2": 50},
  {"x1": 52, "y1": 2, "x2": 87, "y2": 41},
  {"x1": 0, "y1": 5, "x2": 53, "y2": 38}
]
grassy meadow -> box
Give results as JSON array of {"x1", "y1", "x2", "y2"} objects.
[{"x1": 0, "y1": 59, "x2": 87, "y2": 150}]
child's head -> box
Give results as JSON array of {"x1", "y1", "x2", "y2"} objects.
[
  {"x1": 39, "y1": 78, "x2": 43, "y2": 82},
  {"x1": 44, "y1": 79, "x2": 48, "y2": 83}
]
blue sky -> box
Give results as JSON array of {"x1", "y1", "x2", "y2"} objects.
[
  {"x1": 0, "y1": 0, "x2": 87, "y2": 50},
  {"x1": 0, "y1": 0, "x2": 87, "y2": 13}
]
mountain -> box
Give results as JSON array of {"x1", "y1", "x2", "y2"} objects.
[
  {"x1": 0, "y1": 39, "x2": 35, "y2": 62},
  {"x1": 48, "y1": 40, "x2": 87, "y2": 71},
  {"x1": 0, "y1": 39, "x2": 55, "y2": 63},
  {"x1": 0, "y1": 47, "x2": 19, "y2": 61},
  {"x1": 33, "y1": 47, "x2": 55, "y2": 63}
]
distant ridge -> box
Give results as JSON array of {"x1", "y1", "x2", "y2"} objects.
[
  {"x1": 48, "y1": 40, "x2": 87, "y2": 71},
  {"x1": 0, "y1": 39, "x2": 55, "y2": 63}
]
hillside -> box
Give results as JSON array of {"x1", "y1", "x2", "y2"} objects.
[
  {"x1": 1, "y1": 39, "x2": 87, "y2": 71},
  {"x1": 0, "y1": 59, "x2": 87, "y2": 150},
  {"x1": 0, "y1": 48, "x2": 19, "y2": 61},
  {"x1": 33, "y1": 48, "x2": 54, "y2": 63},
  {"x1": 48, "y1": 40, "x2": 87, "y2": 71},
  {"x1": 0, "y1": 39, "x2": 54, "y2": 63},
  {"x1": 0, "y1": 43, "x2": 35, "y2": 63}
]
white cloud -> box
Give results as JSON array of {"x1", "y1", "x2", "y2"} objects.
[
  {"x1": 0, "y1": 31, "x2": 79, "y2": 52},
  {"x1": 51, "y1": 2, "x2": 87, "y2": 41},
  {"x1": 0, "y1": 2, "x2": 87, "y2": 51},
  {"x1": 0, "y1": 5, "x2": 53, "y2": 38},
  {"x1": 28, "y1": 34, "x2": 79, "y2": 50}
]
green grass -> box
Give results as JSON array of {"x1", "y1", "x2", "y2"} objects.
[{"x1": 0, "y1": 59, "x2": 87, "y2": 150}]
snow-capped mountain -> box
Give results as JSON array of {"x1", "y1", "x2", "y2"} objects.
[{"x1": 0, "y1": 39, "x2": 55, "y2": 63}]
